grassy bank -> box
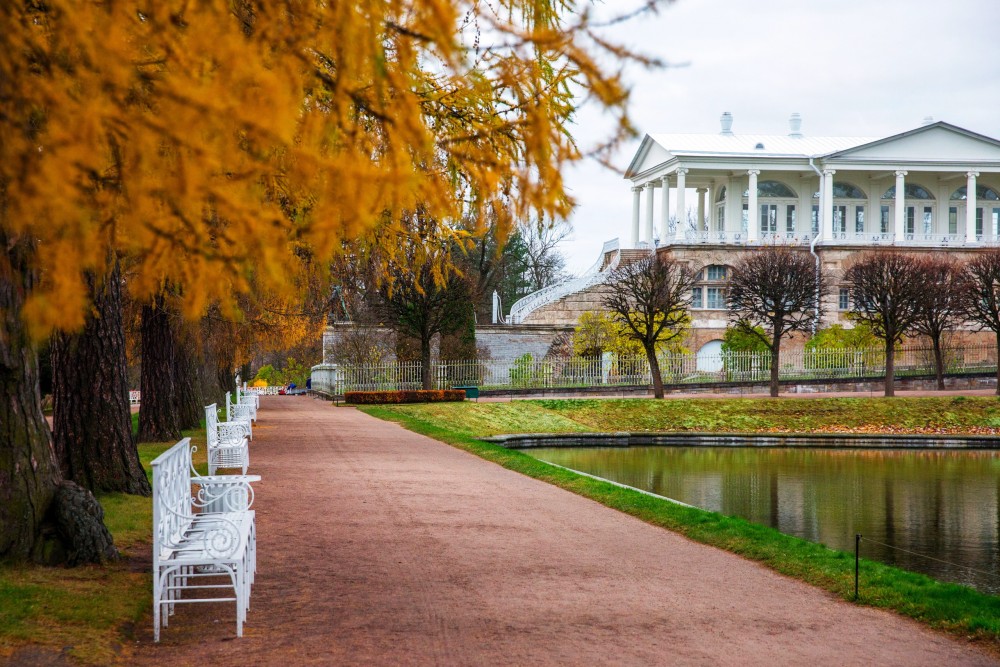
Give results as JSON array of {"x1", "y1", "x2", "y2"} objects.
[
  {"x1": 0, "y1": 434, "x2": 207, "y2": 665},
  {"x1": 367, "y1": 395, "x2": 1000, "y2": 437},
  {"x1": 360, "y1": 397, "x2": 1000, "y2": 648}
]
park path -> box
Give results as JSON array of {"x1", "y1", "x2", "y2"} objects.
[{"x1": 130, "y1": 396, "x2": 996, "y2": 666}]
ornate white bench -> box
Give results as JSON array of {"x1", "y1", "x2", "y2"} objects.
[
  {"x1": 151, "y1": 438, "x2": 258, "y2": 642},
  {"x1": 205, "y1": 404, "x2": 250, "y2": 475},
  {"x1": 224, "y1": 394, "x2": 254, "y2": 441},
  {"x1": 235, "y1": 387, "x2": 258, "y2": 421}
]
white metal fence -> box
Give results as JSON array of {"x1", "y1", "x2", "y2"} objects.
[
  {"x1": 310, "y1": 344, "x2": 996, "y2": 395},
  {"x1": 244, "y1": 385, "x2": 282, "y2": 396}
]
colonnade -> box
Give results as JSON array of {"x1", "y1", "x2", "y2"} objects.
[{"x1": 629, "y1": 167, "x2": 985, "y2": 248}]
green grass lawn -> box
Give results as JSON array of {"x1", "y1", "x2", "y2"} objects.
[
  {"x1": 376, "y1": 395, "x2": 1000, "y2": 437},
  {"x1": 0, "y1": 431, "x2": 208, "y2": 665},
  {"x1": 361, "y1": 397, "x2": 1000, "y2": 651}
]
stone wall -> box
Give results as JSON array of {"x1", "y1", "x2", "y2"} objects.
[
  {"x1": 321, "y1": 322, "x2": 573, "y2": 365},
  {"x1": 476, "y1": 324, "x2": 574, "y2": 360}
]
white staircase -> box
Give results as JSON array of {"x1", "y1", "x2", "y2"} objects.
[{"x1": 502, "y1": 239, "x2": 622, "y2": 325}]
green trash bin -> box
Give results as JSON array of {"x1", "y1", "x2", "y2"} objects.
[{"x1": 453, "y1": 385, "x2": 479, "y2": 400}]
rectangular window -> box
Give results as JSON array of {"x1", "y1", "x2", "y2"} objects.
[
  {"x1": 706, "y1": 265, "x2": 727, "y2": 281},
  {"x1": 976, "y1": 207, "x2": 984, "y2": 237},
  {"x1": 717, "y1": 205, "x2": 725, "y2": 230},
  {"x1": 855, "y1": 206, "x2": 864, "y2": 234},
  {"x1": 906, "y1": 207, "x2": 915, "y2": 235},
  {"x1": 742, "y1": 203, "x2": 748, "y2": 232},
  {"x1": 833, "y1": 205, "x2": 847, "y2": 234},
  {"x1": 838, "y1": 288, "x2": 850, "y2": 311},
  {"x1": 923, "y1": 206, "x2": 932, "y2": 235},
  {"x1": 760, "y1": 204, "x2": 777, "y2": 233},
  {"x1": 706, "y1": 287, "x2": 726, "y2": 310},
  {"x1": 993, "y1": 208, "x2": 1000, "y2": 238},
  {"x1": 880, "y1": 205, "x2": 890, "y2": 234},
  {"x1": 691, "y1": 287, "x2": 703, "y2": 309},
  {"x1": 786, "y1": 205, "x2": 796, "y2": 234},
  {"x1": 811, "y1": 205, "x2": 819, "y2": 234},
  {"x1": 949, "y1": 206, "x2": 958, "y2": 235}
]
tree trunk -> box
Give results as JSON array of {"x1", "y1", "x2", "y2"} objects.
[
  {"x1": 51, "y1": 260, "x2": 151, "y2": 496},
  {"x1": 0, "y1": 231, "x2": 116, "y2": 564},
  {"x1": 138, "y1": 296, "x2": 181, "y2": 442},
  {"x1": 420, "y1": 333, "x2": 433, "y2": 390},
  {"x1": 885, "y1": 338, "x2": 895, "y2": 397},
  {"x1": 647, "y1": 345, "x2": 664, "y2": 399},
  {"x1": 931, "y1": 334, "x2": 945, "y2": 391},
  {"x1": 769, "y1": 341, "x2": 781, "y2": 398},
  {"x1": 172, "y1": 323, "x2": 203, "y2": 431}
]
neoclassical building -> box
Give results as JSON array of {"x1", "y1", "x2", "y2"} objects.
[
  {"x1": 620, "y1": 114, "x2": 1000, "y2": 354},
  {"x1": 626, "y1": 113, "x2": 1000, "y2": 250}
]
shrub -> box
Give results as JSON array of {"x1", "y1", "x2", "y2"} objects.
[{"x1": 344, "y1": 390, "x2": 466, "y2": 405}]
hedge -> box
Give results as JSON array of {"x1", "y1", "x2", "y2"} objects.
[{"x1": 344, "y1": 390, "x2": 466, "y2": 405}]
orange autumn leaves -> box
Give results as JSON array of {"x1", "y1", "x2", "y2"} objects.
[{"x1": 1, "y1": 0, "x2": 651, "y2": 338}]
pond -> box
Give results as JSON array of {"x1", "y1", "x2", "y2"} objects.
[{"x1": 523, "y1": 444, "x2": 1000, "y2": 595}]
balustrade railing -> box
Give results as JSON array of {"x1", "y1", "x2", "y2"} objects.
[
  {"x1": 665, "y1": 229, "x2": 996, "y2": 247},
  {"x1": 310, "y1": 344, "x2": 996, "y2": 395},
  {"x1": 505, "y1": 238, "x2": 621, "y2": 324}
]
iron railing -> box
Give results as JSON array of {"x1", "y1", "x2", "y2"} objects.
[{"x1": 310, "y1": 344, "x2": 996, "y2": 395}]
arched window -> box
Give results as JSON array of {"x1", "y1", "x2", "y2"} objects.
[
  {"x1": 716, "y1": 186, "x2": 727, "y2": 202},
  {"x1": 833, "y1": 182, "x2": 866, "y2": 199},
  {"x1": 950, "y1": 185, "x2": 1000, "y2": 201},
  {"x1": 743, "y1": 180, "x2": 797, "y2": 198},
  {"x1": 881, "y1": 183, "x2": 935, "y2": 200}
]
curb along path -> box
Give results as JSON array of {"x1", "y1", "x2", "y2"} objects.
[{"x1": 131, "y1": 397, "x2": 996, "y2": 666}]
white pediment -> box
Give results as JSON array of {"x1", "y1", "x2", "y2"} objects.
[
  {"x1": 826, "y1": 123, "x2": 1000, "y2": 163},
  {"x1": 624, "y1": 136, "x2": 673, "y2": 179}
]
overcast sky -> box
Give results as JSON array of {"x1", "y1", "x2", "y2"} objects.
[{"x1": 555, "y1": 0, "x2": 1000, "y2": 272}]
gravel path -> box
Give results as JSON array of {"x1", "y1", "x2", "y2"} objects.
[{"x1": 130, "y1": 396, "x2": 996, "y2": 666}]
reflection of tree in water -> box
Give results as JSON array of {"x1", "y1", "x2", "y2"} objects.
[{"x1": 529, "y1": 445, "x2": 1000, "y2": 593}]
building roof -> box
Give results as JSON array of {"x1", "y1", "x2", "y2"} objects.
[
  {"x1": 644, "y1": 133, "x2": 876, "y2": 158},
  {"x1": 626, "y1": 121, "x2": 1000, "y2": 180}
]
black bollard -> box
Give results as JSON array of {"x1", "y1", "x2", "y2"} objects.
[{"x1": 855, "y1": 533, "x2": 861, "y2": 601}]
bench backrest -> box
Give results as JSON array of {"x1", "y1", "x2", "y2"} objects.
[
  {"x1": 231, "y1": 402, "x2": 253, "y2": 422},
  {"x1": 151, "y1": 438, "x2": 195, "y2": 566},
  {"x1": 205, "y1": 404, "x2": 219, "y2": 448}
]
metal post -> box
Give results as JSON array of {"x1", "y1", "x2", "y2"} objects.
[{"x1": 855, "y1": 533, "x2": 861, "y2": 601}]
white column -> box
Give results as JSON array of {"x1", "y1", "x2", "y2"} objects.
[
  {"x1": 894, "y1": 170, "x2": 907, "y2": 240},
  {"x1": 707, "y1": 184, "x2": 716, "y2": 231},
  {"x1": 660, "y1": 176, "x2": 671, "y2": 242},
  {"x1": 631, "y1": 185, "x2": 642, "y2": 248},
  {"x1": 675, "y1": 169, "x2": 688, "y2": 237},
  {"x1": 823, "y1": 169, "x2": 835, "y2": 241},
  {"x1": 727, "y1": 176, "x2": 740, "y2": 237},
  {"x1": 868, "y1": 177, "x2": 880, "y2": 238},
  {"x1": 644, "y1": 183, "x2": 655, "y2": 246},
  {"x1": 967, "y1": 171, "x2": 980, "y2": 244},
  {"x1": 697, "y1": 188, "x2": 708, "y2": 232},
  {"x1": 798, "y1": 176, "x2": 811, "y2": 238},
  {"x1": 747, "y1": 169, "x2": 760, "y2": 242}
]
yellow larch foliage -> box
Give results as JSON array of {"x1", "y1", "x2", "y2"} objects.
[{"x1": 1, "y1": 0, "x2": 659, "y2": 338}]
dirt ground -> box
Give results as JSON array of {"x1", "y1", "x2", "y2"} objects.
[{"x1": 127, "y1": 395, "x2": 997, "y2": 666}]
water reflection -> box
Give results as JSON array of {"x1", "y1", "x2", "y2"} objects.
[{"x1": 526, "y1": 446, "x2": 1000, "y2": 594}]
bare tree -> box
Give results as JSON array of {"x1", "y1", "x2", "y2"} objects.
[
  {"x1": 911, "y1": 255, "x2": 964, "y2": 390},
  {"x1": 728, "y1": 246, "x2": 826, "y2": 397},
  {"x1": 602, "y1": 254, "x2": 695, "y2": 399},
  {"x1": 843, "y1": 250, "x2": 923, "y2": 397},
  {"x1": 521, "y1": 218, "x2": 570, "y2": 290},
  {"x1": 957, "y1": 249, "x2": 1000, "y2": 396}
]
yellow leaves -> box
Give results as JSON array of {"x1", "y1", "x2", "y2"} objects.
[{"x1": 2, "y1": 0, "x2": 651, "y2": 338}]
